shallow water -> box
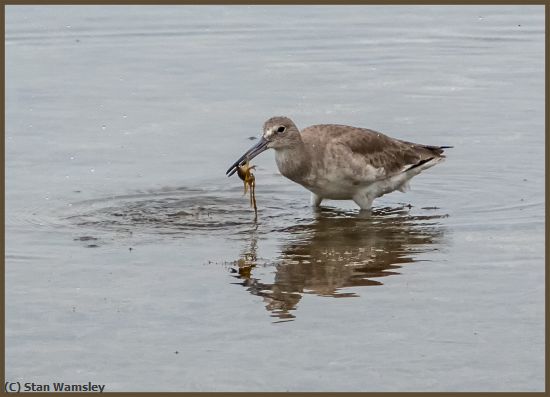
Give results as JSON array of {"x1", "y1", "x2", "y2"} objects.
[{"x1": 6, "y1": 5, "x2": 544, "y2": 392}]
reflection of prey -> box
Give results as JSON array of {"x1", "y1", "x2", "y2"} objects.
[{"x1": 231, "y1": 208, "x2": 446, "y2": 321}]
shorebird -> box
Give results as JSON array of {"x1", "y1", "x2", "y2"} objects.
[{"x1": 226, "y1": 116, "x2": 450, "y2": 210}]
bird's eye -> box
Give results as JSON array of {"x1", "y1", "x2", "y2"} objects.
[{"x1": 277, "y1": 126, "x2": 286, "y2": 133}]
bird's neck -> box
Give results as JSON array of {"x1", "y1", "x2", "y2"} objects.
[{"x1": 274, "y1": 142, "x2": 311, "y2": 183}]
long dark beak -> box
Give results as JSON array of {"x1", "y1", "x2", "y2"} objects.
[{"x1": 226, "y1": 137, "x2": 269, "y2": 177}]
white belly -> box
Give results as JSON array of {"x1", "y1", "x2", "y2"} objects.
[
  {"x1": 305, "y1": 179, "x2": 358, "y2": 199},
  {"x1": 295, "y1": 162, "x2": 379, "y2": 199},
  {"x1": 300, "y1": 170, "x2": 412, "y2": 200}
]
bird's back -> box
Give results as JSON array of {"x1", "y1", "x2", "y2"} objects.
[{"x1": 300, "y1": 124, "x2": 446, "y2": 177}]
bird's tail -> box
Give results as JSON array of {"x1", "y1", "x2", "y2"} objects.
[{"x1": 422, "y1": 144, "x2": 453, "y2": 156}]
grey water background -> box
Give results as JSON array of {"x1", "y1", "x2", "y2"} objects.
[{"x1": 6, "y1": 5, "x2": 544, "y2": 392}]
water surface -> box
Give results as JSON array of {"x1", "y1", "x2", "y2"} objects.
[{"x1": 6, "y1": 5, "x2": 544, "y2": 392}]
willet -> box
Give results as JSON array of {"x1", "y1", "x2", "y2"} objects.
[{"x1": 226, "y1": 116, "x2": 451, "y2": 210}]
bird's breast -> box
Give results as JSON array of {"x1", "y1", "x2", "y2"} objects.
[
  {"x1": 274, "y1": 148, "x2": 311, "y2": 183},
  {"x1": 275, "y1": 146, "x2": 387, "y2": 199}
]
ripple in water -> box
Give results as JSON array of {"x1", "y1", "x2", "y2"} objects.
[
  {"x1": 65, "y1": 186, "x2": 299, "y2": 238},
  {"x1": 64, "y1": 186, "x2": 450, "y2": 320}
]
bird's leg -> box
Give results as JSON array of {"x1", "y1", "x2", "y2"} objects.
[
  {"x1": 352, "y1": 193, "x2": 374, "y2": 211},
  {"x1": 310, "y1": 193, "x2": 323, "y2": 207}
]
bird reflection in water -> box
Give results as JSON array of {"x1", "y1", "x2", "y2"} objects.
[{"x1": 230, "y1": 206, "x2": 447, "y2": 321}]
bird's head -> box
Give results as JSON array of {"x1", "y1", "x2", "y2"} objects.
[
  {"x1": 226, "y1": 116, "x2": 301, "y2": 177},
  {"x1": 261, "y1": 116, "x2": 301, "y2": 149}
]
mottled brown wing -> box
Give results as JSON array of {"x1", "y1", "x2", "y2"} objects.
[
  {"x1": 302, "y1": 124, "x2": 445, "y2": 180},
  {"x1": 330, "y1": 126, "x2": 434, "y2": 176}
]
